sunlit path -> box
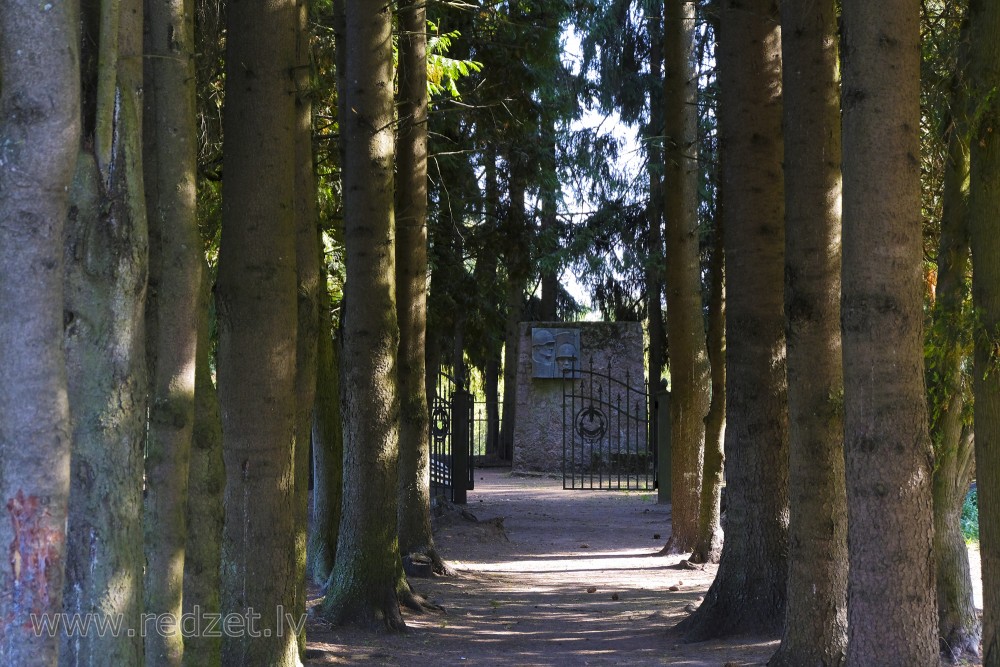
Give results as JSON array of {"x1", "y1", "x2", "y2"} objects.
[{"x1": 305, "y1": 470, "x2": 779, "y2": 665}]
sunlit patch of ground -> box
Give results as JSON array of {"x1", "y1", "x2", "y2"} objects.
[
  {"x1": 306, "y1": 470, "x2": 785, "y2": 665},
  {"x1": 307, "y1": 470, "x2": 986, "y2": 665}
]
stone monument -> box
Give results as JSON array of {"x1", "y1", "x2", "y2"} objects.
[{"x1": 512, "y1": 321, "x2": 645, "y2": 474}]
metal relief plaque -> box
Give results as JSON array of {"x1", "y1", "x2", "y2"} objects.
[{"x1": 531, "y1": 328, "x2": 580, "y2": 378}]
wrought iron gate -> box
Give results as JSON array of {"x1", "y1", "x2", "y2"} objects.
[
  {"x1": 430, "y1": 369, "x2": 474, "y2": 503},
  {"x1": 562, "y1": 362, "x2": 654, "y2": 490}
]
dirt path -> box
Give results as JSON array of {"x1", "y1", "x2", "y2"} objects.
[{"x1": 305, "y1": 469, "x2": 778, "y2": 666}]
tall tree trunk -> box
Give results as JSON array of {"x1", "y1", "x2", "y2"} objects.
[
  {"x1": 309, "y1": 277, "x2": 344, "y2": 585},
  {"x1": 770, "y1": 0, "x2": 847, "y2": 663},
  {"x1": 500, "y1": 161, "x2": 529, "y2": 461},
  {"x1": 396, "y1": 0, "x2": 444, "y2": 571},
  {"x1": 841, "y1": 0, "x2": 939, "y2": 663},
  {"x1": 485, "y1": 354, "x2": 502, "y2": 457},
  {"x1": 646, "y1": 0, "x2": 666, "y2": 399},
  {"x1": 927, "y1": 19, "x2": 980, "y2": 661},
  {"x1": 216, "y1": 0, "x2": 300, "y2": 660},
  {"x1": 690, "y1": 217, "x2": 725, "y2": 565},
  {"x1": 483, "y1": 149, "x2": 504, "y2": 459},
  {"x1": 142, "y1": 0, "x2": 201, "y2": 660},
  {"x1": 310, "y1": 0, "x2": 347, "y2": 586},
  {"x1": 662, "y1": 0, "x2": 710, "y2": 554},
  {"x1": 182, "y1": 261, "x2": 224, "y2": 667},
  {"x1": 968, "y1": 1, "x2": 1000, "y2": 663},
  {"x1": 62, "y1": 0, "x2": 149, "y2": 662},
  {"x1": 320, "y1": 0, "x2": 409, "y2": 630},
  {"x1": 292, "y1": 0, "x2": 320, "y2": 654},
  {"x1": 0, "y1": 3, "x2": 79, "y2": 663},
  {"x1": 539, "y1": 135, "x2": 560, "y2": 321},
  {"x1": 675, "y1": 0, "x2": 788, "y2": 640}
]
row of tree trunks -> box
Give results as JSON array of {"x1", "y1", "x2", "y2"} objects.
[
  {"x1": 0, "y1": 1, "x2": 80, "y2": 663},
  {"x1": 770, "y1": 0, "x2": 848, "y2": 663}
]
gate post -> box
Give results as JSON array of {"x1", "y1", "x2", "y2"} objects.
[
  {"x1": 451, "y1": 389, "x2": 471, "y2": 504},
  {"x1": 656, "y1": 390, "x2": 671, "y2": 504}
]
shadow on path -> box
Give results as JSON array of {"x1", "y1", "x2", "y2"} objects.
[{"x1": 306, "y1": 469, "x2": 778, "y2": 666}]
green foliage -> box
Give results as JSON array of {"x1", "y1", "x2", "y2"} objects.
[
  {"x1": 427, "y1": 22, "x2": 483, "y2": 99},
  {"x1": 962, "y1": 485, "x2": 979, "y2": 543},
  {"x1": 924, "y1": 295, "x2": 975, "y2": 438}
]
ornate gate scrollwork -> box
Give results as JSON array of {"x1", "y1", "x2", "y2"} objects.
[
  {"x1": 429, "y1": 369, "x2": 474, "y2": 503},
  {"x1": 562, "y1": 361, "x2": 652, "y2": 490}
]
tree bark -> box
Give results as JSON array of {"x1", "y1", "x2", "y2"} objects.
[
  {"x1": 500, "y1": 160, "x2": 529, "y2": 461},
  {"x1": 483, "y1": 151, "x2": 504, "y2": 459},
  {"x1": 662, "y1": 0, "x2": 710, "y2": 555},
  {"x1": 309, "y1": 277, "x2": 343, "y2": 586},
  {"x1": 841, "y1": 0, "x2": 939, "y2": 663},
  {"x1": 319, "y1": 0, "x2": 409, "y2": 630},
  {"x1": 309, "y1": 0, "x2": 347, "y2": 586},
  {"x1": 485, "y1": 355, "x2": 502, "y2": 457},
  {"x1": 539, "y1": 135, "x2": 560, "y2": 321},
  {"x1": 675, "y1": 0, "x2": 788, "y2": 640},
  {"x1": 968, "y1": 1, "x2": 1000, "y2": 663},
  {"x1": 0, "y1": 2, "x2": 79, "y2": 662},
  {"x1": 646, "y1": 0, "x2": 666, "y2": 415},
  {"x1": 690, "y1": 218, "x2": 725, "y2": 565},
  {"x1": 293, "y1": 0, "x2": 320, "y2": 654},
  {"x1": 216, "y1": 0, "x2": 300, "y2": 661},
  {"x1": 396, "y1": 0, "x2": 445, "y2": 572},
  {"x1": 769, "y1": 0, "x2": 847, "y2": 663},
  {"x1": 924, "y1": 18, "x2": 980, "y2": 661},
  {"x1": 142, "y1": 0, "x2": 201, "y2": 659},
  {"x1": 182, "y1": 261, "x2": 224, "y2": 667},
  {"x1": 62, "y1": 0, "x2": 148, "y2": 662}
]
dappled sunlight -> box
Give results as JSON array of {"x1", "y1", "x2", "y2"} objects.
[
  {"x1": 307, "y1": 470, "x2": 777, "y2": 665},
  {"x1": 453, "y1": 551, "x2": 675, "y2": 575}
]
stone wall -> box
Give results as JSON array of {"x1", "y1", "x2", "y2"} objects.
[{"x1": 512, "y1": 321, "x2": 645, "y2": 474}]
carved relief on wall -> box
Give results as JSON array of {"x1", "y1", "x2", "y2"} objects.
[{"x1": 531, "y1": 328, "x2": 581, "y2": 378}]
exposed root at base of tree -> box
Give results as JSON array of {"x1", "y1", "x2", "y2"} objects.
[
  {"x1": 318, "y1": 587, "x2": 409, "y2": 633},
  {"x1": 403, "y1": 545, "x2": 457, "y2": 578},
  {"x1": 939, "y1": 624, "x2": 982, "y2": 665},
  {"x1": 767, "y1": 645, "x2": 845, "y2": 667},
  {"x1": 667, "y1": 560, "x2": 703, "y2": 571},
  {"x1": 656, "y1": 536, "x2": 695, "y2": 557},
  {"x1": 688, "y1": 530, "x2": 723, "y2": 565},
  {"x1": 308, "y1": 544, "x2": 336, "y2": 589},
  {"x1": 672, "y1": 582, "x2": 782, "y2": 643},
  {"x1": 398, "y1": 579, "x2": 446, "y2": 615}
]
